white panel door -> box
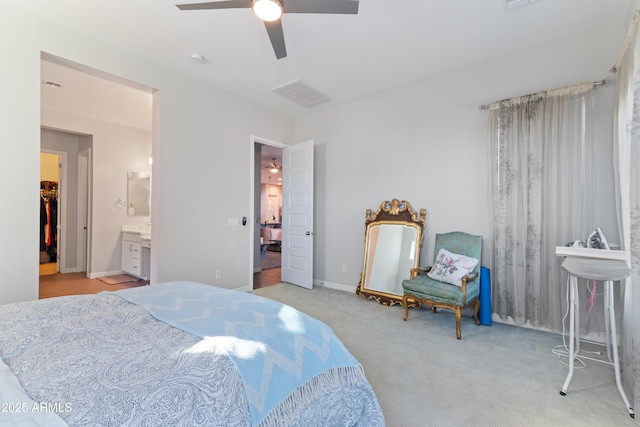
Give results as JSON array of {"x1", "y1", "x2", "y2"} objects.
[
  {"x1": 282, "y1": 140, "x2": 314, "y2": 289},
  {"x1": 77, "y1": 148, "x2": 90, "y2": 273}
]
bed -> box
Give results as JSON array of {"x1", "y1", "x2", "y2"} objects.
[{"x1": 0, "y1": 281, "x2": 384, "y2": 426}]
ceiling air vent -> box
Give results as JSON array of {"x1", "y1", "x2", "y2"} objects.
[
  {"x1": 503, "y1": 0, "x2": 538, "y2": 12},
  {"x1": 271, "y1": 80, "x2": 333, "y2": 108}
]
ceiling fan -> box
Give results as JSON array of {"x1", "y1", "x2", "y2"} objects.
[
  {"x1": 176, "y1": 0, "x2": 359, "y2": 59},
  {"x1": 264, "y1": 158, "x2": 282, "y2": 172}
]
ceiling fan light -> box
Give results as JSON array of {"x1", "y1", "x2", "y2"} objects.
[
  {"x1": 252, "y1": 0, "x2": 283, "y2": 21},
  {"x1": 267, "y1": 157, "x2": 281, "y2": 173}
]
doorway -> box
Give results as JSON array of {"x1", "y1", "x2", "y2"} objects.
[
  {"x1": 39, "y1": 152, "x2": 60, "y2": 275},
  {"x1": 40, "y1": 130, "x2": 89, "y2": 278},
  {"x1": 254, "y1": 142, "x2": 284, "y2": 288},
  {"x1": 39, "y1": 53, "x2": 153, "y2": 297},
  {"x1": 250, "y1": 138, "x2": 315, "y2": 291}
]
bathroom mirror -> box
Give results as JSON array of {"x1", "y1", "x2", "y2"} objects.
[
  {"x1": 356, "y1": 199, "x2": 425, "y2": 307},
  {"x1": 127, "y1": 172, "x2": 150, "y2": 216}
]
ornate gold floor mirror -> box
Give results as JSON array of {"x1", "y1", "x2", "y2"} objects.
[{"x1": 356, "y1": 199, "x2": 426, "y2": 307}]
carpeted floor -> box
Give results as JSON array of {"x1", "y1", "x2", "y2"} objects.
[{"x1": 253, "y1": 283, "x2": 637, "y2": 427}]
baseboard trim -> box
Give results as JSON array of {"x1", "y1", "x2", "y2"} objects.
[{"x1": 314, "y1": 280, "x2": 356, "y2": 293}]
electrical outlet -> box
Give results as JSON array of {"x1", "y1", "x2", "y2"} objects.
[
  {"x1": 342, "y1": 264, "x2": 347, "y2": 273},
  {"x1": 215, "y1": 270, "x2": 222, "y2": 279}
]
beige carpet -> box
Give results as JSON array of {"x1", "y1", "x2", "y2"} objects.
[
  {"x1": 97, "y1": 274, "x2": 141, "y2": 285},
  {"x1": 253, "y1": 283, "x2": 637, "y2": 427}
]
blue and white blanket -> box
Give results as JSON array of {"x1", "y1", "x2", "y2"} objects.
[
  {"x1": 0, "y1": 282, "x2": 384, "y2": 427},
  {"x1": 111, "y1": 281, "x2": 363, "y2": 426}
]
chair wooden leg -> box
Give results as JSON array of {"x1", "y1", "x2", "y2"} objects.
[
  {"x1": 402, "y1": 296, "x2": 409, "y2": 321},
  {"x1": 473, "y1": 300, "x2": 480, "y2": 326},
  {"x1": 455, "y1": 308, "x2": 462, "y2": 340}
]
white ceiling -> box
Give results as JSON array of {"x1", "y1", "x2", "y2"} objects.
[{"x1": 9, "y1": 0, "x2": 636, "y2": 118}]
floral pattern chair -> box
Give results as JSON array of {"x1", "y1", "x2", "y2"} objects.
[{"x1": 401, "y1": 231, "x2": 483, "y2": 339}]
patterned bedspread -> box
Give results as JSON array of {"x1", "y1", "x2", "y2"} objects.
[{"x1": 0, "y1": 283, "x2": 384, "y2": 427}]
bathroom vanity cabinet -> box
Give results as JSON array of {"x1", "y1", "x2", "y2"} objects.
[{"x1": 122, "y1": 230, "x2": 150, "y2": 280}]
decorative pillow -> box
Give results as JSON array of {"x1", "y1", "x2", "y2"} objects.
[{"x1": 427, "y1": 248, "x2": 479, "y2": 287}]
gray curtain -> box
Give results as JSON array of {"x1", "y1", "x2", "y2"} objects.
[
  {"x1": 613, "y1": 6, "x2": 640, "y2": 422},
  {"x1": 488, "y1": 84, "x2": 616, "y2": 335},
  {"x1": 488, "y1": 6, "x2": 640, "y2": 419}
]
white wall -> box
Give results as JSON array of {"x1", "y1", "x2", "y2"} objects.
[
  {"x1": 294, "y1": 22, "x2": 626, "y2": 291},
  {"x1": 0, "y1": 1, "x2": 293, "y2": 305}
]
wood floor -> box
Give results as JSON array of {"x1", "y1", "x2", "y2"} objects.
[
  {"x1": 39, "y1": 272, "x2": 146, "y2": 299},
  {"x1": 39, "y1": 265, "x2": 281, "y2": 298},
  {"x1": 253, "y1": 267, "x2": 281, "y2": 289}
]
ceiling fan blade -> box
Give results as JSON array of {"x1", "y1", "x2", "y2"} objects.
[
  {"x1": 176, "y1": 0, "x2": 252, "y2": 11},
  {"x1": 264, "y1": 20, "x2": 287, "y2": 59},
  {"x1": 283, "y1": 0, "x2": 358, "y2": 14}
]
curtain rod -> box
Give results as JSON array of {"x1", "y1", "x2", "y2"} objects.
[{"x1": 479, "y1": 79, "x2": 607, "y2": 111}]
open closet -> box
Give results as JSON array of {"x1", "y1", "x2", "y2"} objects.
[
  {"x1": 40, "y1": 150, "x2": 60, "y2": 276},
  {"x1": 40, "y1": 180, "x2": 58, "y2": 266}
]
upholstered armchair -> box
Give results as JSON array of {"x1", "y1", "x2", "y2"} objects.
[{"x1": 401, "y1": 231, "x2": 483, "y2": 339}]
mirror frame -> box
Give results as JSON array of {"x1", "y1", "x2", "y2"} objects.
[{"x1": 356, "y1": 199, "x2": 426, "y2": 307}]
